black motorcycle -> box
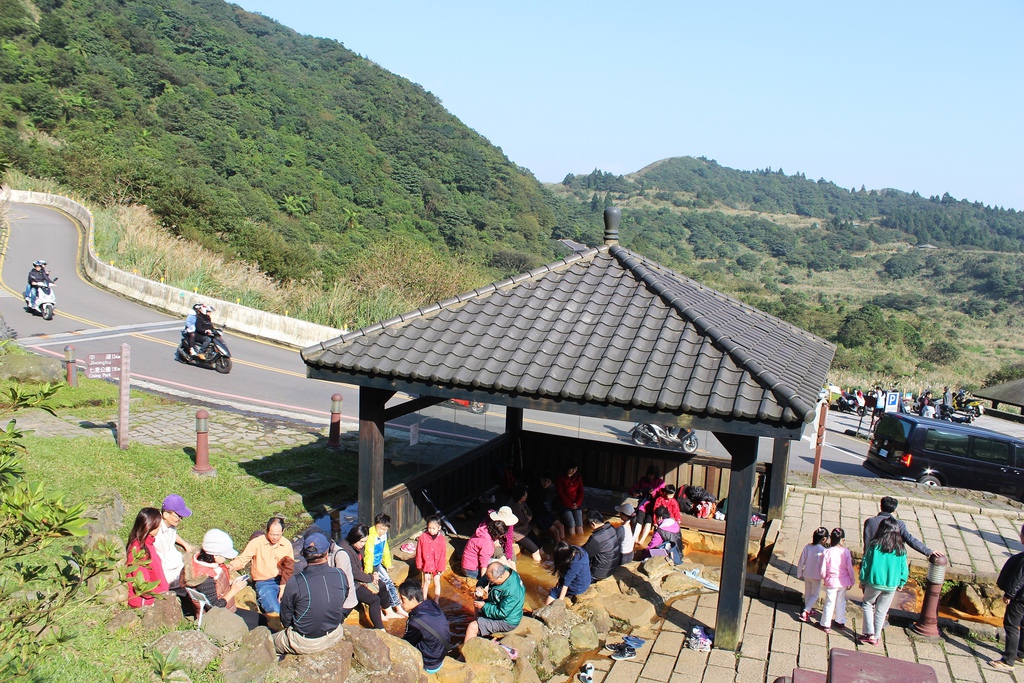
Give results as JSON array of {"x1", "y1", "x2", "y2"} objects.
[
  {"x1": 176, "y1": 329, "x2": 232, "y2": 374},
  {"x1": 630, "y1": 423, "x2": 698, "y2": 453}
]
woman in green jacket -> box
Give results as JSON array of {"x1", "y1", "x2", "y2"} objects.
[{"x1": 858, "y1": 517, "x2": 908, "y2": 645}]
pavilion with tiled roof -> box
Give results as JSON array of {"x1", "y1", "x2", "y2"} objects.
[{"x1": 302, "y1": 208, "x2": 836, "y2": 649}]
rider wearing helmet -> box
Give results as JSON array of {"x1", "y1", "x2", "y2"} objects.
[
  {"x1": 183, "y1": 303, "x2": 216, "y2": 358},
  {"x1": 25, "y1": 260, "x2": 53, "y2": 307}
]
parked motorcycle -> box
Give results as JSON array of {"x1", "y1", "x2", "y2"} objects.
[
  {"x1": 938, "y1": 402, "x2": 974, "y2": 424},
  {"x1": 630, "y1": 423, "x2": 699, "y2": 453},
  {"x1": 175, "y1": 329, "x2": 232, "y2": 374},
  {"x1": 953, "y1": 390, "x2": 985, "y2": 417},
  {"x1": 25, "y1": 280, "x2": 57, "y2": 320},
  {"x1": 834, "y1": 391, "x2": 866, "y2": 416},
  {"x1": 446, "y1": 398, "x2": 487, "y2": 414}
]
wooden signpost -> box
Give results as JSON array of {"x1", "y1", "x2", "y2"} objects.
[{"x1": 87, "y1": 343, "x2": 130, "y2": 450}]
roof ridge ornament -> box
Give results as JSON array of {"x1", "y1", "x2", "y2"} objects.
[{"x1": 604, "y1": 207, "x2": 620, "y2": 245}]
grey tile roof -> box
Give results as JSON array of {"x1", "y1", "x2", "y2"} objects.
[
  {"x1": 302, "y1": 245, "x2": 835, "y2": 427},
  {"x1": 975, "y1": 379, "x2": 1024, "y2": 410}
]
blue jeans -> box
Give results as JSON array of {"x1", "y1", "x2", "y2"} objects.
[
  {"x1": 375, "y1": 565, "x2": 400, "y2": 607},
  {"x1": 255, "y1": 577, "x2": 281, "y2": 613}
]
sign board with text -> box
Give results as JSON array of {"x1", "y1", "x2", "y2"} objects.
[{"x1": 86, "y1": 352, "x2": 122, "y2": 380}]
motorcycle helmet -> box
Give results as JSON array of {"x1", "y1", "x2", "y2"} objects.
[
  {"x1": 193, "y1": 303, "x2": 213, "y2": 315},
  {"x1": 33, "y1": 260, "x2": 46, "y2": 267}
]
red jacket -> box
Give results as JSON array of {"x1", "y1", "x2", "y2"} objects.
[
  {"x1": 556, "y1": 472, "x2": 584, "y2": 509},
  {"x1": 127, "y1": 537, "x2": 169, "y2": 608},
  {"x1": 415, "y1": 531, "x2": 448, "y2": 574},
  {"x1": 653, "y1": 494, "x2": 681, "y2": 523}
]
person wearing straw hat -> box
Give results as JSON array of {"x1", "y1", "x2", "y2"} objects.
[{"x1": 489, "y1": 506, "x2": 519, "y2": 564}]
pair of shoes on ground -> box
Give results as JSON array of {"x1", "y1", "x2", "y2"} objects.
[
  {"x1": 604, "y1": 635, "x2": 645, "y2": 652},
  {"x1": 577, "y1": 663, "x2": 594, "y2": 682},
  {"x1": 990, "y1": 659, "x2": 1015, "y2": 671}
]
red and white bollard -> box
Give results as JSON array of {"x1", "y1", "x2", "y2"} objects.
[
  {"x1": 193, "y1": 409, "x2": 215, "y2": 476},
  {"x1": 64, "y1": 345, "x2": 78, "y2": 387},
  {"x1": 328, "y1": 393, "x2": 343, "y2": 449}
]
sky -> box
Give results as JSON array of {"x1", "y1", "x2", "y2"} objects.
[{"x1": 235, "y1": 1, "x2": 1024, "y2": 210}]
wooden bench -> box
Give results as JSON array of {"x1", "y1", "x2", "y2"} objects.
[{"x1": 677, "y1": 515, "x2": 764, "y2": 543}]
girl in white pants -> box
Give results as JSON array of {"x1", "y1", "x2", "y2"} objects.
[
  {"x1": 796, "y1": 527, "x2": 829, "y2": 621},
  {"x1": 819, "y1": 528, "x2": 855, "y2": 633}
]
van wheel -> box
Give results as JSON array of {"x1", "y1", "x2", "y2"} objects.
[{"x1": 918, "y1": 475, "x2": 941, "y2": 487}]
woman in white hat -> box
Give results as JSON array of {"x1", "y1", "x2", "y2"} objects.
[
  {"x1": 183, "y1": 529, "x2": 263, "y2": 630},
  {"x1": 489, "y1": 506, "x2": 519, "y2": 564}
]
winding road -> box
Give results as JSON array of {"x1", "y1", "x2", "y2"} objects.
[{"x1": 2, "y1": 201, "x2": 874, "y2": 475}]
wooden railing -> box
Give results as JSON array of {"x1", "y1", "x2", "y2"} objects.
[
  {"x1": 519, "y1": 432, "x2": 766, "y2": 507},
  {"x1": 382, "y1": 433, "x2": 512, "y2": 540}
]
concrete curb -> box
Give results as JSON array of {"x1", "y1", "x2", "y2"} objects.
[{"x1": 1, "y1": 188, "x2": 343, "y2": 349}]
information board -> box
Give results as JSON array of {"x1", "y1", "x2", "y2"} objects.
[{"x1": 86, "y1": 352, "x2": 122, "y2": 379}]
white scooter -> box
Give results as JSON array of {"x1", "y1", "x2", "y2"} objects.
[{"x1": 25, "y1": 280, "x2": 57, "y2": 320}]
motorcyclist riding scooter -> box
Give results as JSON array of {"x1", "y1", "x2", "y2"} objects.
[
  {"x1": 24, "y1": 259, "x2": 57, "y2": 320},
  {"x1": 183, "y1": 303, "x2": 216, "y2": 359}
]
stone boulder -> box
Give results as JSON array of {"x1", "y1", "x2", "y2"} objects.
[
  {"x1": 347, "y1": 625, "x2": 391, "y2": 672},
  {"x1": 569, "y1": 623, "x2": 599, "y2": 652},
  {"x1": 590, "y1": 606, "x2": 612, "y2": 634},
  {"x1": 513, "y1": 657, "x2": 542, "y2": 683},
  {"x1": 602, "y1": 594, "x2": 657, "y2": 630},
  {"x1": 390, "y1": 560, "x2": 411, "y2": 586},
  {"x1": 278, "y1": 639, "x2": 353, "y2": 683},
  {"x1": 150, "y1": 630, "x2": 219, "y2": 672},
  {"x1": 530, "y1": 633, "x2": 571, "y2": 680},
  {"x1": 347, "y1": 625, "x2": 426, "y2": 682},
  {"x1": 218, "y1": 626, "x2": 276, "y2": 683},
  {"x1": 462, "y1": 636, "x2": 513, "y2": 669},
  {"x1": 501, "y1": 633, "x2": 539, "y2": 663},
  {"x1": 660, "y1": 571, "x2": 705, "y2": 598},
  {"x1": 201, "y1": 607, "x2": 248, "y2": 646},
  {"x1": 105, "y1": 609, "x2": 139, "y2": 633},
  {"x1": 532, "y1": 599, "x2": 580, "y2": 632},
  {"x1": 85, "y1": 490, "x2": 125, "y2": 537},
  {"x1": 639, "y1": 556, "x2": 676, "y2": 581},
  {"x1": 141, "y1": 592, "x2": 184, "y2": 632},
  {"x1": 505, "y1": 616, "x2": 545, "y2": 640},
  {"x1": 0, "y1": 354, "x2": 63, "y2": 383}
]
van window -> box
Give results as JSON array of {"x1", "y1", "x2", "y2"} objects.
[
  {"x1": 875, "y1": 415, "x2": 911, "y2": 446},
  {"x1": 923, "y1": 428, "x2": 969, "y2": 457},
  {"x1": 972, "y1": 437, "x2": 1011, "y2": 466}
]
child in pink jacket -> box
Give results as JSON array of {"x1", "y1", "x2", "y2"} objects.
[
  {"x1": 415, "y1": 515, "x2": 447, "y2": 601},
  {"x1": 819, "y1": 527, "x2": 855, "y2": 633},
  {"x1": 797, "y1": 527, "x2": 829, "y2": 621}
]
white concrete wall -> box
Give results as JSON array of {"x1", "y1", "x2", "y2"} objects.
[{"x1": 2, "y1": 189, "x2": 343, "y2": 348}]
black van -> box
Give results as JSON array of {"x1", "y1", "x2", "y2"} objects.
[{"x1": 864, "y1": 413, "x2": 1024, "y2": 500}]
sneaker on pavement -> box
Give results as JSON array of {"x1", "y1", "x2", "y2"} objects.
[{"x1": 611, "y1": 646, "x2": 636, "y2": 661}]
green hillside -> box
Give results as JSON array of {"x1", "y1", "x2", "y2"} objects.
[
  {"x1": 551, "y1": 159, "x2": 1024, "y2": 390},
  {"x1": 0, "y1": 0, "x2": 559, "y2": 283}
]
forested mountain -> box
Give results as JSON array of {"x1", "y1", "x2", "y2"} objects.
[
  {"x1": 0, "y1": 0, "x2": 559, "y2": 282},
  {"x1": 3, "y1": 0, "x2": 1023, "y2": 388}
]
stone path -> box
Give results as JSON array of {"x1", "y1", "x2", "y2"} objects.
[{"x1": 567, "y1": 593, "x2": 1020, "y2": 683}]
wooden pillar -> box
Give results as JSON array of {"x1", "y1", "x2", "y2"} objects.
[
  {"x1": 714, "y1": 432, "x2": 758, "y2": 651},
  {"x1": 506, "y1": 406, "x2": 523, "y2": 434},
  {"x1": 358, "y1": 387, "x2": 395, "y2": 525},
  {"x1": 766, "y1": 438, "x2": 791, "y2": 522}
]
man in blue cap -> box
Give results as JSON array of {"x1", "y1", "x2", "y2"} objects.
[{"x1": 274, "y1": 532, "x2": 349, "y2": 655}]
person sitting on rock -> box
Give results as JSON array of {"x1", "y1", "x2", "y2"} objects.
[
  {"x1": 400, "y1": 579, "x2": 450, "y2": 674},
  {"x1": 274, "y1": 532, "x2": 347, "y2": 655},
  {"x1": 464, "y1": 560, "x2": 526, "y2": 640},
  {"x1": 126, "y1": 507, "x2": 169, "y2": 608},
  {"x1": 646, "y1": 506, "x2": 683, "y2": 565},
  {"x1": 545, "y1": 541, "x2": 591, "y2": 605},
  {"x1": 154, "y1": 494, "x2": 194, "y2": 589},
  {"x1": 229, "y1": 516, "x2": 294, "y2": 616},
  {"x1": 582, "y1": 509, "x2": 620, "y2": 581},
  {"x1": 182, "y1": 529, "x2": 263, "y2": 630}
]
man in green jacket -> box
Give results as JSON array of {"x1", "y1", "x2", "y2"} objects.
[{"x1": 464, "y1": 561, "x2": 525, "y2": 640}]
